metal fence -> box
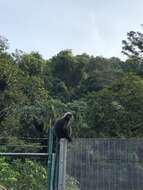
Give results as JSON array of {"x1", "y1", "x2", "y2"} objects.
[
  {"x1": 66, "y1": 139, "x2": 143, "y2": 190},
  {"x1": 1, "y1": 138, "x2": 143, "y2": 190},
  {"x1": 0, "y1": 137, "x2": 49, "y2": 190}
]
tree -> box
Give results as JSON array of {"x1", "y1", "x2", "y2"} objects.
[
  {"x1": 18, "y1": 52, "x2": 45, "y2": 76},
  {"x1": 50, "y1": 50, "x2": 84, "y2": 87},
  {"x1": 49, "y1": 78, "x2": 70, "y2": 102},
  {"x1": 122, "y1": 31, "x2": 143, "y2": 61},
  {"x1": 122, "y1": 30, "x2": 143, "y2": 75},
  {"x1": 79, "y1": 56, "x2": 123, "y2": 95},
  {"x1": 0, "y1": 57, "x2": 26, "y2": 125},
  {"x1": 84, "y1": 74, "x2": 143, "y2": 137},
  {"x1": 0, "y1": 36, "x2": 9, "y2": 52}
]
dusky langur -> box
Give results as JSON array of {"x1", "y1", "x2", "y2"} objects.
[
  {"x1": 53, "y1": 112, "x2": 73, "y2": 189},
  {"x1": 53, "y1": 112, "x2": 73, "y2": 142}
]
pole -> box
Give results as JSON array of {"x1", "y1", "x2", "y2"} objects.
[
  {"x1": 58, "y1": 139, "x2": 67, "y2": 190},
  {"x1": 48, "y1": 125, "x2": 53, "y2": 190},
  {"x1": 50, "y1": 153, "x2": 56, "y2": 190}
]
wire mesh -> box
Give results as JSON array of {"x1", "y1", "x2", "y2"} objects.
[{"x1": 66, "y1": 138, "x2": 143, "y2": 190}]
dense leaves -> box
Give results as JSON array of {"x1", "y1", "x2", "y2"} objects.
[
  {"x1": 0, "y1": 158, "x2": 47, "y2": 190},
  {"x1": 0, "y1": 30, "x2": 143, "y2": 188},
  {"x1": 122, "y1": 31, "x2": 143, "y2": 60},
  {"x1": 122, "y1": 30, "x2": 143, "y2": 75},
  {"x1": 84, "y1": 74, "x2": 143, "y2": 137},
  {"x1": 1, "y1": 32, "x2": 143, "y2": 142}
]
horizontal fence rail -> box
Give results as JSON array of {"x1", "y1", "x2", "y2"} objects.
[
  {"x1": 0, "y1": 153, "x2": 49, "y2": 156},
  {"x1": 0, "y1": 137, "x2": 50, "y2": 189}
]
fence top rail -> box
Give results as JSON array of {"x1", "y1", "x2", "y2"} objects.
[
  {"x1": 0, "y1": 152, "x2": 51, "y2": 156},
  {"x1": 0, "y1": 137, "x2": 48, "y2": 140},
  {"x1": 71, "y1": 138, "x2": 143, "y2": 141}
]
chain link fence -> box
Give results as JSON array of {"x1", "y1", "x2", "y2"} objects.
[{"x1": 66, "y1": 139, "x2": 143, "y2": 190}]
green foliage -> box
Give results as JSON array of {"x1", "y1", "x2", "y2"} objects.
[
  {"x1": 20, "y1": 76, "x2": 48, "y2": 103},
  {"x1": 122, "y1": 31, "x2": 143, "y2": 60},
  {"x1": 122, "y1": 31, "x2": 143, "y2": 75},
  {"x1": 79, "y1": 56, "x2": 123, "y2": 95},
  {"x1": 84, "y1": 74, "x2": 143, "y2": 137},
  {"x1": 48, "y1": 78, "x2": 70, "y2": 102},
  {"x1": 66, "y1": 175, "x2": 80, "y2": 190},
  {"x1": 0, "y1": 55, "x2": 27, "y2": 131},
  {"x1": 1, "y1": 33, "x2": 143, "y2": 139},
  {"x1": 1, "y1": 32, "x2": 143, "y2": 188},
  {"x1": 49, "y1": 50, "x2": 85, "y2": 87},
  {"x1": 0, "y1": 36, "x2": 9, "y2": 52},
  {"x1": 0, "y1": 158, "x2": 47, "y2": 190},
  {"x1": 18, "y1": 52, "x2": 45, "y2": 76}
]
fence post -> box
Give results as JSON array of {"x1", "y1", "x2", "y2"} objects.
[
  {"x1": 50, "y1": 153, "x2": 56, "y2": 190},
  {"x1": 58, "y1": 139, "x2": 67, "y2": 190},
  {"x1": 48, "y1": 126, "x2": 53, "y2": 190}
]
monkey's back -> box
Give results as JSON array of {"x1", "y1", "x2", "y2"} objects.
[
  {"x1": 53, "y1": 118, "x2": 72, "y2": 141},
  {"x1": 54, "y1": 119, "x2": 66, "y2": 139}
]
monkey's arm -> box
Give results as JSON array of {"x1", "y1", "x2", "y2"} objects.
[{"x1": 63, "y1": 127, "x2": 72, "y2": 142}]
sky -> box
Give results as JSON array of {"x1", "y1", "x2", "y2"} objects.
[{"x1": 0, "y1": 0, "x2": 143, "y2": 60}]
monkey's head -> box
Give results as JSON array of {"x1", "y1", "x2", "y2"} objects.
[{"x1": 63, "y1": 112, "x2": 73, "y2": 121}]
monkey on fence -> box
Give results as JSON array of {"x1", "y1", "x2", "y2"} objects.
[
  {"x1": 53, "y1": 112, "x2": 73, "y2": 189},
  {"x1": 53, "y1": 112, "x2": 73, "y2": 143}
]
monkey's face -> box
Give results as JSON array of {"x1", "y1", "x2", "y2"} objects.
[{"x1": 65, "y1": 114, "x2": 72, "y2": 121}]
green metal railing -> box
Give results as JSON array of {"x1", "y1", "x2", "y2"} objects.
[
  {"x1": 47, "y1": 124, "x2": 59, "y2": 190},
  {"x1": 48, "y1": 126, "x2": 54, "y2": 190}
]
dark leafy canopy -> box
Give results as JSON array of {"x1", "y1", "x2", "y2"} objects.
[
  {"x1": 122, "y1": 31, "x2": 143, "y2": 60},
  {"x1": 18, "y1": 52, "x2": 45, "y2": 76},
  {"x1": 0, "y1": 30, "x2": 143, "y2": 188},
  {"x1": 1, "y1": 32, "x2": 143, "y2": 142},
  {"x1": 84, "y1": 74, "x2": 143, "y2": 137},
  {"x1": 122, "y1": 30, "x2": 143, "y2": 75},
  {"x1": 50, "y1": 50, "x2": 85, "y2": 87}
]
